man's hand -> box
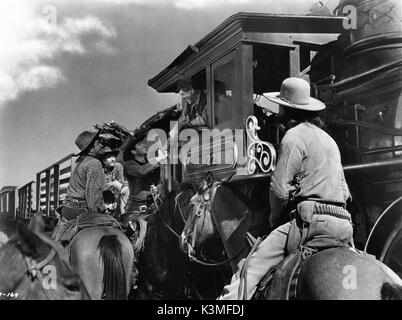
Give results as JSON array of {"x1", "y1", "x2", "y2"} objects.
[
  {"x1": 155, "y1": 149, "x2": 167, "y2": 163},
  {"x1": 150, "y1": 184, "x2": 158, "y2": 194},
  {"x1": 108, "y1": 180, "x2": 122, "y2": 191}
]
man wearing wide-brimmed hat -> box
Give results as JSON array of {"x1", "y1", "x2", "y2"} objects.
[
  {"x1": 219, "y1": 77, "x2": 354, "y2": 300},
  {"x1": 101, "y1": 148, "x2": 127, "y2": 218},
  {"x1": 121, "y1": 133, "x2": 166, "y2": 221},
  {"x1": 176, "y1": 77, "x2": 208, "y2": 130},
  {"x1": 57, "y1": 130, "x2": 111, "y2": 221}
]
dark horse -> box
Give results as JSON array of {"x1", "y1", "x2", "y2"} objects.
[
  {"x1": 134, "y1": 182, "x2": 197, "y2": 299},
  {"x1": 0, "y1": 215, "x2": 90, "y2": 300},
  {"x1": 180, "y1": 180, "x2": 271, "y2": 299},
  {"x1": 181, "y1": 182, "x2": 402, "y2": 300}
]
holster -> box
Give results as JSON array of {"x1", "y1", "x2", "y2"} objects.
[
  {"x1": 286, "y1": 200, "x2": 352, "y2": 254},
  {"x1": 286, "y1": 217, "x2": 308, "y2": 254},
  {"x1": 296, "y1": 200, "x2": 316, "y2": 223}
]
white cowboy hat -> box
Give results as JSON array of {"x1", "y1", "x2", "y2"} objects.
[{"x1": 265, "y1": 77, "x2": 326, "y2": 111}]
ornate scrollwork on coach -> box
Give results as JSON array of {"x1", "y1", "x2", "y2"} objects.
[{"x1": 246, "y1": 116, "x2": 276, "y2": 175}]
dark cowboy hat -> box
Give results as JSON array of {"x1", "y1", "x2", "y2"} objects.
[
  {"x1": 176, "y1": 78, "x2": 193, "y2": 93},
  {"x1": 120, "y1": 130, "x2": 148, "y2": 154},
  {"x1": 103, "y1": 148, "x2": 120, "y2": 157},
  {"x1": 74, "y1": 130, "x2": 101, "y2": 156}
]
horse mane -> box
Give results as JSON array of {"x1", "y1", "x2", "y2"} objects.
[
  {"x1": 132, "y1": 219, "x2": 147, "y2": 254},
  {"x1": 0, "y1": 239, "x2": 26, "y2": 292},
  {"x1": 381, "y1": 282, "x2": 402, "y2": 300},
  {"x1": 0, "y1": 223, "x2": 60, "y2": 288}
]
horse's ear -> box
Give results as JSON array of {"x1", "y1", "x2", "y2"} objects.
[
  {"x1": 16, "y1": 221, "x2": 44, "y2": 259},
  {"x1": 28, "y1": 214, "x2": 46, "y2": 234}
]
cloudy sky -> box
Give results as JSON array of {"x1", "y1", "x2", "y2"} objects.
[{"x1": 0, "y1": 0, "x2": 340, "y2": 187}]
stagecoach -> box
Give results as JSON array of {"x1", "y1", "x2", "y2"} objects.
[{"x1": 142, "y1": 0, "x2": 402, "y2": 278}]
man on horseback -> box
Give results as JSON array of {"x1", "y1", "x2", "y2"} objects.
[
  {"x1": 52, "y1": 130, "x2": 134, "y2": 299},
  {"x1": 58, "y1": 130, "x2": 111, "y2": 220},
  {"x1": 102, "y1": 148, "x2": 128, "y2": 219},
  {"x1": 219, "y1": 77, "x2": 354, "y2": 300},
  {"x1": 53, "y1": 130, "x2": 123, "y2": 244}
]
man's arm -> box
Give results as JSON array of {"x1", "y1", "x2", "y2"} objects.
[
  {"x1": 115, "y1": 163, "x2": 127, "y2": 186},
  {"x1": 340, "y1": 167, "x2": 351, "y2": 204},
  {"x1": 269, "y1": 133, "x2": 303, "y2": 226},
  {"x1": 124, "y1": 160, "x2": 157, "y2": 177},
  {"x1": 85, "y1": 160, "x2": 106, "y2": 212}
]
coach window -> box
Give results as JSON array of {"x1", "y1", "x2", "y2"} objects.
[
  {"x1": 180, "y1": 70, "x2": 210, "y2": 129},
  {"x1": 252, "y1": 44, "x2": 291, "y2": 144},
  {"x1": 212, "y1": 53, "x2": 234, "y2": 127}
]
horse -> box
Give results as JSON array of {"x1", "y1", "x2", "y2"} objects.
[
  {"x1": 0, "y1": 215, "x2": 90, "y2": 300},
  {"x1": 180, "y1": 180, "x2": 271, "y2": 299},
  {"x1": 133, "y1": 182, "x2": 197, "y2": 299},
  {"x1": 68, "y1": 219, "x2": 134, "y2": 300},
  {"x1": 181, "y1": 182, "x2": 402, "y2": 300}
]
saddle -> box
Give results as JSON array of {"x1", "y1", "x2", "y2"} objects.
[
  {"x1": 52, "y1": 212, "x2": 122, "y2": 245},
  {"x1": 252, "y1": 236, "x2": 350, "y2": 300}
]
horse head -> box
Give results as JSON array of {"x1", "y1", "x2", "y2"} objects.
[
  {"x1": 0, "y1": 215, "x2": 90, "y2": 300},
  {"x1": 134, "y1": 181, "x2": 197, "y2": 300},
  {"x1": 180, "y1": 183, "x2": 220, "y2": 256}
]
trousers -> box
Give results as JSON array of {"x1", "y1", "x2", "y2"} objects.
[{"x1": 218, "y1": 213, "x2": 353, "y2": 300}]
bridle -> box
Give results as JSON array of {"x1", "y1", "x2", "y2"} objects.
[
  {"x1": 162, "y1": 192, "x2": 190, "y2": 239},
  {"x1": 148, "y1": 188, "x2": 187, "y2": 240},
  {"x1": 183, "y1": 183, "x2": 244, "y2": 267},
  {"x1": 150, "y1": 183, "x2": 243, "y2": 267}
]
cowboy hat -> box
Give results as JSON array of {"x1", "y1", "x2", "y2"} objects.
[
  {"x1": 74, "y1": 130, "x2": 100, "y2": 156},
  {"x1": 103, "y1": 148, "x2": 120, "y2": 157},
  {"x1": 176, "y1": 78, "x2": 193, "y2": 93},
  {"x1": 265, "y1": 77, "x2": 325, "y2": 111}
]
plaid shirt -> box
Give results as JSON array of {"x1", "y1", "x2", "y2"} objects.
[{"x1": 66, "y1": 155, "x2": 105, "y2": 212}]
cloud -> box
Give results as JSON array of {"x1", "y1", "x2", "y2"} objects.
[
  {"x1": 90, "y1": 0, "x2": 250, "y2": 10},
  {"x1": 0, "y1": 3, "x2": 117, "y2": 107},
  {"x1": 174, "y1": 0, "x2": 248, "y2": 9},
  {"x1": 18, "y1": 66, "x2": 66, "y2": 92}
]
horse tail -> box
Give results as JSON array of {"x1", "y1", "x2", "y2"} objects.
[
  {"x1": 98, "y1": 234, "x2": 127, "y2": 300},
  {"x1": 381, "y1": 282, "x2": 402, "y2": 300}
]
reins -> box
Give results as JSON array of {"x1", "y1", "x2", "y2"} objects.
[
  {"x1": 184, "y1": 182, "x2": 246, "y2": 268},
  {"x1": 186, "y1": 243, "x2": 245, "y2": 267},
  {"x1": 151, "y1": 190, "x2": 185, "y2": 241},
  {"x1": 152, "y1": 183, "x2": 245, "y2": 268}
]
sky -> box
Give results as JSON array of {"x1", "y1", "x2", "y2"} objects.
[{"x1": 0, "y1": 0, "x2": 341, "y2": 188}]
